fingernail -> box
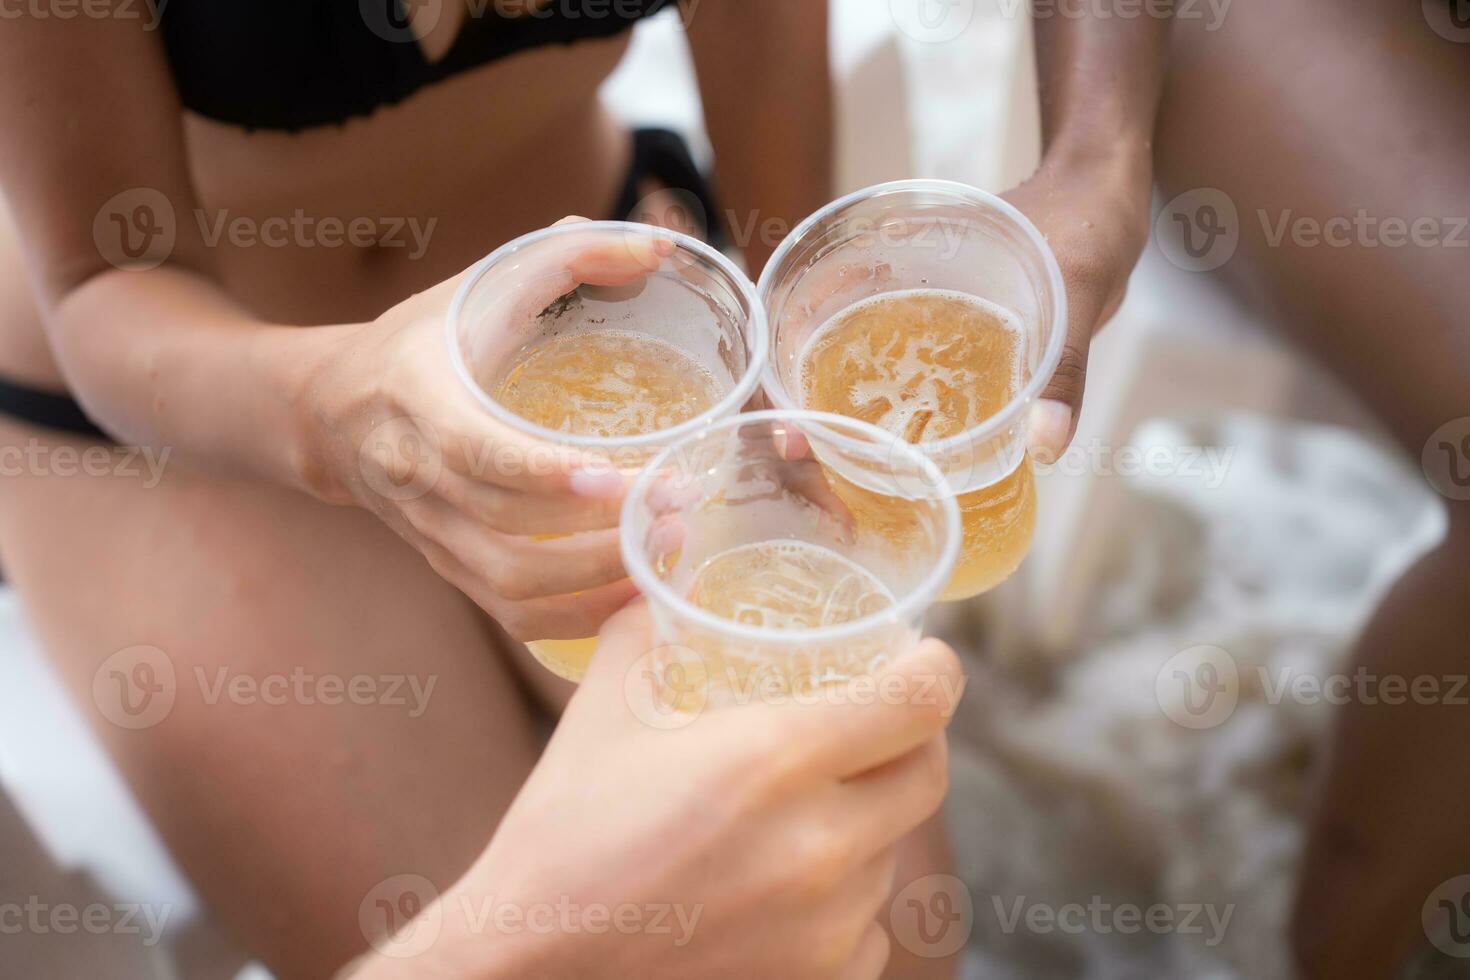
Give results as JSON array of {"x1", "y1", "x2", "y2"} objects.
[
  {"x1": 647, "y1": 517, "x2": 685, "y2": 555},
  {"x1": 569, "y1": 466, "x2": 626, "y2": 499},
  {"x1": 1028, "y1": 399, "x2": 1073, "y2": 465}
]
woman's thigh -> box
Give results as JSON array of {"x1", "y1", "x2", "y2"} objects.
[
  {"x1": 1155, "y1": 0, "x2": 1470, "y2": 460},
  {"x1": 1155, "y1": 2, "x2": 1470, "y2": 972},
  {"x1": 0, "y1": 414, "x2": 546, "y2": 979}
]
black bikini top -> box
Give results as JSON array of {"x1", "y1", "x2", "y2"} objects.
[{"x1": 160, "y1": 0, "x2": 673, "y2": 131}]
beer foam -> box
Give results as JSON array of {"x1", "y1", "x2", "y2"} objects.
[
  {"x1": 798, "y1": 289, "x2": 1024, "y2": 443},
  {"x1": 493, "y1": 330, "x2": 721, "y2": 439},
  {"x1": 687, "y1": 540, "x2": 896, "y2": 632}
]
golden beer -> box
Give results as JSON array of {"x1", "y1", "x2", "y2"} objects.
[
  {"x1": 679, "y1": 539, "x2": 899, "y2": 698},
  {"x1": 492, "y1": 329, "x2": 720, "y2": 680},
  {"x1": 688, "y1": 540, "x2": 895, "y2": 629},
  {"x1": 494, "y1": 330, "x2": 719, "y2": 440},
  {"x1": 799, "y1": 289, "x2": 1036, "y2": 600}
]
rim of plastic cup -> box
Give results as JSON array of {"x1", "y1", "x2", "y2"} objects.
[
  {"x1": 755, "y1": 179, "x2": 1067, "y2": 456},
  {"x1": 446, "y1": 221, "x2": 769, "y2": 451},
  {"x1": 620, "y1": 409, "x2": 962, "y2": 647}
]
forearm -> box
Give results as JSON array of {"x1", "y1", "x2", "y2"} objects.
[
  {"x1": 49, "y1": 264, "x2": 344, "y2": 493},
  {"x1": 1032, "y1": 2, "x2": 1172, "y2": 190},
  {"x1": 346, "y1": 885, "x2": 548, "y2": 980},
  {"x1": 688, "y1": 0, "x2": 833, "y2": 274}
]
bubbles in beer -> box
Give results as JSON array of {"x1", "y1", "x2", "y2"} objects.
[
  {"x1": 687, "y1": 540, "x2": 895, "y2": 632},
  {"x1": 799, "y1": 289, "x2": 1023, "y2": 444},
  {"x1": 493, "y1": 330, "x2": 719, "y2": 439},
  {"x1": 797, "y1": 289, "x2": 1036, "y2": 600},
  {"x1": 493, "y1": 329, "x2": 721, "y2": 683}
]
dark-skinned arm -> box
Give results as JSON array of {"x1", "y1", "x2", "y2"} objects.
[{"x1": 1006, "y1": 4, "x2": 1173, "y2": 460}]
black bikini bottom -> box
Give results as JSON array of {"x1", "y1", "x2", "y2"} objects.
[{"x1": 0, "y1": 127, "x2": 722, "y2": 443}]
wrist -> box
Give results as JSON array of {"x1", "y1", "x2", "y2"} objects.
[
  {"x1": 247, "y1": 322, "x2": 357, "y2": 502},
  {"x1": 1039, "y1": 128, "x2": 1153, "y2": 201},
  {"x1": 339, "y1": 889, "x2": 541, "y2": 980},
  {"x1": 1035, "y1": 133, "x2": 1155, "y2": 250}
]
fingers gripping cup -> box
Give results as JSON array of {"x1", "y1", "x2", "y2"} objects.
[
  {"x1": 448, "y1": 222, "x2": 767, "y2": 681},
  {"x1": 621, "y1": 410, "x2": 960, "y2": 709},
  {"x1": 757, "y1": 180, "x2": 1066, "y2": 601}
]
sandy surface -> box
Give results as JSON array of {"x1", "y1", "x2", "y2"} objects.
[{"x1": 934, "y1": 412, "x2": 1449, "y2": 978}]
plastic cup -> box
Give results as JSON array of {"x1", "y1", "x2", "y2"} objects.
[
  {"x1": 447, "y1": 221, "x2": 767, "y2": 681},
  {"x1": 620, "y1": 409, "x2": 960, "y2": 710},
  {"x1": 757, "y1": 179, "x2": 1066, "y2": 600}
]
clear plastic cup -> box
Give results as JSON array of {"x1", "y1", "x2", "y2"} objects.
[
  {"x1": 757, "y1": 180, "x2": 1066, "y2": 600},
  {"x1": 620, "y1": 409, "x2": 960, "y2": 710},
  {"x1": 447, "y1": 221, "x2": 767, "y2": 681}
]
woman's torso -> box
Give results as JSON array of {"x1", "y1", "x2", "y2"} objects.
[{"x1": 0, "y1": 2, "x2": 657, "y2": 387}]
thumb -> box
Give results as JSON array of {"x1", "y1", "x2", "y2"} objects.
[
  {"x1": 1031, "y1": 278, "x2": 1124, "y2": 465},
  {"x1": 1031, "y1": 319, "x2": 1091, "y2": 465},
  {"x1": 579, "y1": 599, "x2": 659, "y2": 691},
  {"x1": 573, "y1": 600, "x2": 712, "y2": 729}
]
